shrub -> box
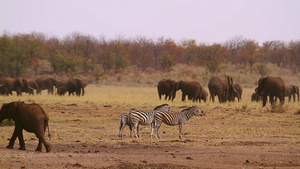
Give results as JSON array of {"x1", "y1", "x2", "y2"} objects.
[
  {"x1": 255, "y1": 63, "x2": 271, "y2": 76},
  {"x1": 0, "y1": 119, "x2": 15, "y2": 126}
]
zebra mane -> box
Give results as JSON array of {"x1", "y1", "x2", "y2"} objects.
[
  {"x1": 154, "y1": 104, "x2": 169, "y2": 110},
  {"x1": 180, "y1": 105, "x2": 196, "y2": 112}
]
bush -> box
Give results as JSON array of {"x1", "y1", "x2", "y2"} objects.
[
  {"x1": 0, "y1": 119, "x2": 15, "y2": 126},
  {"x1": 255, "y1": 64, "x2": 271, "y2": 76}
]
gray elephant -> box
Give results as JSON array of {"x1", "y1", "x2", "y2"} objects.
[
  {"x1": 229, "y1": 84, "x2": 242, "y2": 102},
  {"x1": 178, "y1": 81, "x2": 203, "y2": 102},
  {"x1": 157, "y1": 79, "x2": 179, "y2": 101},
  {"x1": 251, "y1": 88, "x2": 262, "y2": 102},
  {"x1": 208, "y1": 75, "x2": 236, "y2": 103},
  {"x1": 56, "y1": 78, "x2": 85, "y2": 96},
  {"x1": 284, "y1": 85, "x2": 299, "y2": 102},
  {"x1": 197, "y1": 87, "x2": 208, "y2": 102},
  {"x1": 28, "y1": 80, "x2": 39, "y2": 95},
  {"x1": 0, "y1": 102, "x2": 52, "y2": 152},
  {"x1": 0, "y1": 78, "x2": 31, "y2": 96},
  {"x1": 35, "y1": 77, "x2": 57, "y2": 95},
  {"x1": 257, "y1": 76, "x2": 285, "y2": 107}
]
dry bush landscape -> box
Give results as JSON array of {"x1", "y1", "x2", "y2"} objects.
[{"x1": 0, "y1": 64, "x2": 300, "y2": 168}]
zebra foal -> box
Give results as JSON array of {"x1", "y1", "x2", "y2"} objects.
[
  {"x1": 153, "y1": 105, "x2": 204, "y2": 139},
  {"x1": 129, "y1": 104, "x2": 170, "y2": 138},
  {"x1": 119, "y1": 113, "x2": 133, "y2": 137}
]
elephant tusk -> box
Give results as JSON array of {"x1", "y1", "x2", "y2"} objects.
[{"x1": 233, "y1": 87, "x2": 237, "y2": 93}]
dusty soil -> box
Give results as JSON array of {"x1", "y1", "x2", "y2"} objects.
[{"x1": 0, "y1": 104, "x2": 299, "y2": 169}]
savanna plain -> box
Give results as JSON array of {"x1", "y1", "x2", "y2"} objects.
[{"x1": 0, "y1": 85, "x2": 299, "y2": 169}]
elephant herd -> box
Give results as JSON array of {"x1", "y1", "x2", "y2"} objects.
[
  {"x1": 158, "y1": 76, "x2": 299, "y2": 107},
  {"x1": 0, "y1": 77, "x2": 87, "y2": 96},
  {"x1": 157, "y1": 75, "x2": 241, "y2": 104},
  {"x1": 253, "y1": 76, "x2": 299, "y2": 107}
]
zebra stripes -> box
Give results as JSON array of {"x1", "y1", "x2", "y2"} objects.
[
  {"x1": 118, "y1": 113, "x2": 133, "y2": 138},
  {"x1": 129, "y1": 104, "x2": 170, "y2": 138},
  {"x1": 153, "y1": 105, "x2": 203, "y2": 139}
]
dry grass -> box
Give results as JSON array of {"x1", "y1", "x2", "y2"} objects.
[
  {"x1": 1, "y1": 85, "x2": 299, "y2": 147},
  {"x1": 0, "y1": 62, "x2": 299, "y2": 148}
]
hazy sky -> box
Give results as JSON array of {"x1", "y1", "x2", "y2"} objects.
[{"x1": 1, "y1": 0, "x2": 299, "y2": 44}]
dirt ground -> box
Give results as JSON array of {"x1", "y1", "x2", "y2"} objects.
[{"x1": 0, "y1": 104, "x2": 299, "y2": 169}]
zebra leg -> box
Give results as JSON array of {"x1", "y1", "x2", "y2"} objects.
[
  {"x1": 179, "y1": 124, "x2": 183, "y2": 139},
  {"x1": 154, "y1": 122, "x2": 162, "y2": 139},
  {"x1": 119, "y1": 121, "x2": 125, "y2": 137},
  {"x1": 129, "y1": 123, "x2": 133, "y2": 137},
  {"x1": 150, "y1": 122, "x2": 155, "y2": 138},
  {"x1": 133, "y1": 123, "x2": 139, "y2": 138},
  {"x1": 137, "y1": 124, "x2": 140, "y2": 137}
]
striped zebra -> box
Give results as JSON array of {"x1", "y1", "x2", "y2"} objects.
[
  {"x1": 129, "y1": 104, "x2": 170, "y2": 138},
  {"x1": 118, "y1": 113, "x2": 133, "y2": 138},
  {"x1": 153, "y1": 105, "x2": 204, "y2": 139}
]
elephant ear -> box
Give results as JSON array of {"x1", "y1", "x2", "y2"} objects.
[
  {"x1": 17, "y1": 78, "x2": 24, "y2": 87},
  {"x1": 1, "y1": 102, "x2": 18, "y2": 121},
  {"x1": 261, "y1": 77, "x2": 268, "y2": 89}
]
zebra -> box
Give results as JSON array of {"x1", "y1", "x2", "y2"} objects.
[
  {"x1": 129, "y1": 104, "x2": 170, "y2": 138},
  {"x1": 152, "y1": 105, "x2": 204, "y2": 139},
  {"x1": 118, "y1": 113, "x2": 134, "y2": 137}
]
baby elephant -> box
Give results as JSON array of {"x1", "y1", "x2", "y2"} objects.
[{"x1": 0, "y1": 102, "x2": 52, "y2": 152}]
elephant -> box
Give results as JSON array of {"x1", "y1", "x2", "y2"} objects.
[
  {"x1": 251, "y1": 87, "x2": 262, "y2": 102},
  {"x1": 35, "y1": 77, "x2": 57, "y2": 95},
  {"x1": 229, "y1": 84, "x2": 242, "y2": 102},
  {"x1": 56, "y1": 78, "x2": 85, "y2": 96},
  {"x1": 157, "y1": 79, "x2": 179, "y2": 101},
  {"x1": 178, "y1": 81, "x2": 203, "y2": 102},
  {"x1": 208, "y1": 75, "x2": 236, "y2": 103},
  {"x1": 197, "y1": 87, "x2": 208, "y2": 102},
  {"x1": 0, "y1": 84, "x2": 10, "y2": 95},
  {"x1": 257, "y1": 76, "x2": 286, "y2": 107},
  {"x1": 251, "y1": 93, "x2": 262, "y2": 102},
  {"x1": 284, "y1": 85, "x2": 299, "y2": 102},
  {"x1": 0, "y1": 78, "x2": 31, "y2": 96},
  {"x1": 0, "y1": 102, "x2": 52, "y2": 152},
  {"x1": 28, "y1": 80, "x2": 39, "y2": 95}
]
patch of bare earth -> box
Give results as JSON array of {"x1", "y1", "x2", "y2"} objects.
[{"x1": 0, "y1": 105, "x2": 299, "y2": 168}]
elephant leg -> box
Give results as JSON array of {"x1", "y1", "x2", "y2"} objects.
[
  {"x1": 292, "y1": 94, "x2": 296, "y2": 102},
  {"x1": 7, "y1": 127, "x2": 19, "y2": 149},
  {"x1": 262, "y1": 94, "x2": 268, "y2": 107},
  {"x1": 35, "y1": 132, "x2": 52, "y2": 152},
  {"x1": 18, "y1": 130, "x2": 26, "y2": 150},
  {"x1": 211, "y1": 95, "x2": 215, "y2": 102},
  {"x1": 269, "y1": 95, "x2": 275, "y2": 105},
  {"x1": 49, "y1": 87, "x2": 54, "y2": 95},
  {"x1": 217, "y1": 94, "x2": 222, "y2": 103},
  {"x1": 182, "y1": 93, "x2": 186, "y2": 101},
  {"x1": 164, "y1": 94, "x2": 168, "y2": 100},
  {"x1": 158, "y1": 93, "x2": 162, "y2": 100},
  {"x1": 39, "y1": 137, "x2": 52, "y2": 152},
  {"x1": 279, "y1": 96, "x2": 285, "y2": 105},
  {"x1": 36, "y1": 139, "x2": 43, "y2": 151}
]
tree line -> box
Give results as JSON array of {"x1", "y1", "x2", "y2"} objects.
[{"x1": 0, "y1": 32, "x2": 299, "y2": 78}]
